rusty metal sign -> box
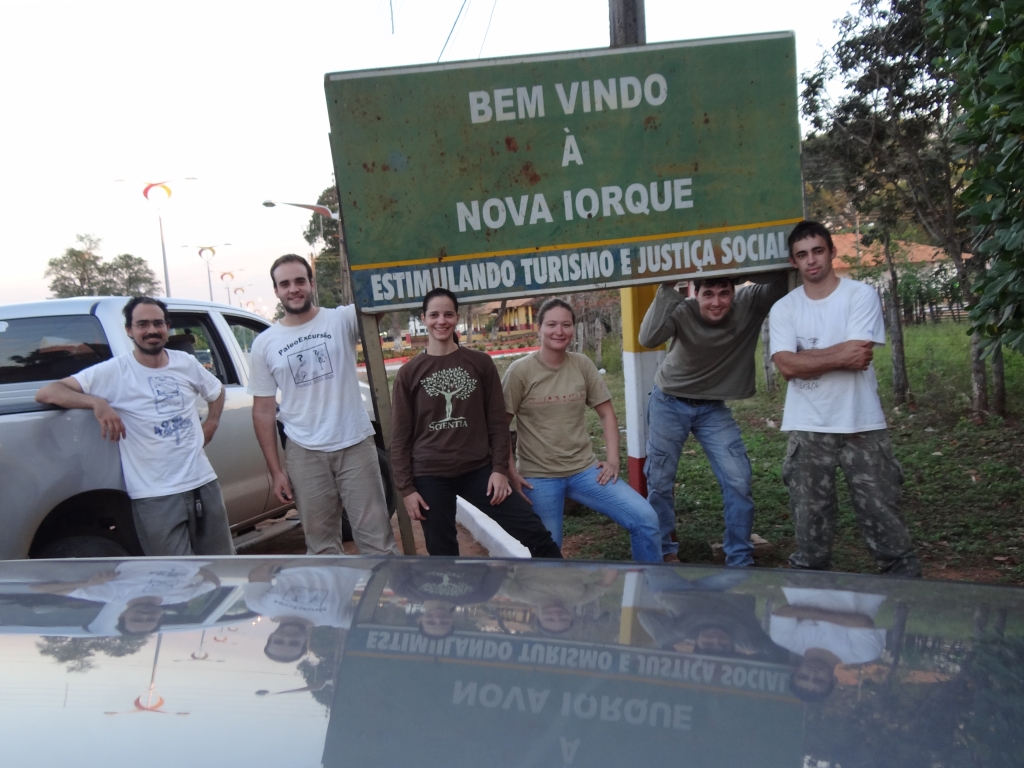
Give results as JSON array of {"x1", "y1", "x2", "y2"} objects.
[{"x1": 324, "y1": 33, "x2": 802, "y2": 312}]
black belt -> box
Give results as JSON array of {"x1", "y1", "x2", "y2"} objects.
[{"x1": 674, "y1": 396, "x2": 722, "y2": 407}]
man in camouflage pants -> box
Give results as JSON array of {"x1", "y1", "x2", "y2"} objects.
[{"x1": 769, "y1": 221, "x2": 920, "y2": 576}]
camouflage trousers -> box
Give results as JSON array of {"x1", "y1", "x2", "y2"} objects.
[{"x1": 782, "y1": 430, "x2": 921, "y2": 576}]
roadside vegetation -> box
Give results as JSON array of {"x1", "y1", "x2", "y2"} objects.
[{"x1": 493, "y1": 322, "x2": 1024, "y2": 584}]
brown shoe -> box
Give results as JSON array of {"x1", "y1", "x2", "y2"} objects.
[{"x1": 662, "y1": 553, "x2": 680, "y2": 563}]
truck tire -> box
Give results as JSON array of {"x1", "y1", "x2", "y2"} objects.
[
  {"x1": 342, "y1": 448, "x2": 397, "y2": 542},
  {"x1": 36, "y1": 535, "x2": 130, "y2": 559}
]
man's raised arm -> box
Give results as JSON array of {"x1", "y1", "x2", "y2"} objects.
[
  {"x1": 35, "y1": 378, "x2": 126, "y2": 441},
  {"x1": 638, "y1": 282, "x2": 685, "y2": 349}
]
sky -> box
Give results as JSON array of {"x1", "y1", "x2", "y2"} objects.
[
  {"x1": 0, "y1": 621, "x2": 331, "y2": 766},
  {"x1": 0, "y1": 0, "x2": 857, "y2": 314}
]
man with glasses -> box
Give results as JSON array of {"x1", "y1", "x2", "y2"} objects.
[{"x1": 36, "y1": 296, "x2": 234, "y2": 556}]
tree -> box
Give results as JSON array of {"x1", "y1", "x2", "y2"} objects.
[
  {"x1": 926, "y1": 0, "x2": 1024, "y2": 361},
  {"x1": 802, "y1": 0, "x2": 996, "y2": 412},
  {"x1": 421, "y1": 367, "x2": 477, "y2": 421},
  {"x1": 37, "y1": 635, "x2": 149, "y2": 673},
  {"x1": 45, "y1": 234, "x2": 105, "y2": 297},
  {"x1": 302, "y1": 186, "x2": 353, "y2": 308},
  {"x1": 45, "y1": 235, "x2": 161, "y2": 298},
  {"x1": 99, "y1": 254, "x2": 161, "y2": 296}
]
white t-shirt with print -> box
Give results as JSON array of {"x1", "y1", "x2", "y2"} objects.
[
  {"x1": 73, "y1": 351, "x2": 222, "y2": 499},
  {"x1": 243, "y1": 566, "x2": 369, "y2": 628},
  {"x1": 69, "y1": 560, "x2": 216, "y2": 605},
  {"x1": 247, "y1": 306, "x2": 373, "y2": 452},
  {"x1": 769, "y1": 278, "x2": 888, "y2": 433}
]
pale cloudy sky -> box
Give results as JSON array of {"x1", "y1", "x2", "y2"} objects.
[{"x1": 0, "y1": 0, "x2": 855, "y2": 312}]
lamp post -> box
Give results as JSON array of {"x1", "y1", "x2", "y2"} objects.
[
  {"x1": 182, "y1": 244, "x2": 231, "y2": 301},
  {"x1": 262, "y1": 200, "x2": 352, "y2": 306},
  {"x1": 115, "y1": 177, "x2": 196, "y2": 299}
]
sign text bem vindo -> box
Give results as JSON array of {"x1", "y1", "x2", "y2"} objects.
[{"x1": 324, "y1": 33, "x2": 802, "y2": 312}]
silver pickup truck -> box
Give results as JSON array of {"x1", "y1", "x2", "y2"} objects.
[{"x1": 0, "y1": 296, "x2": 391, "y2": 559}]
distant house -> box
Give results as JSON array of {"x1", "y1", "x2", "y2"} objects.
[
  {"x1": 482, "y1": 298, "x2": 536, "y2": 331},
  {"x1": 831, "y1": 233, "x2": 950, "y2": 276}
]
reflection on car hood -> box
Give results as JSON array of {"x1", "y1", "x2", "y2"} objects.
[{"x1": 1, "y1": 556, "x2": 1022, "y2": 767}]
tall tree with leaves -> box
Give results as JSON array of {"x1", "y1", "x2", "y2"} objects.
[
  {"x1": 926, "y1": 0, "x2": 1024, "y2": 410},
  {"x1": 45, "y1": 235, "x2": 160, "y2": 298},
  {"x1": 302, "y1": 186, "x2": 354, "y2": 308},
  {"x1": 99, "y1": 254, "x2": 161, "y2": 296},
  {"x1": 802, "y1": 0, "x2": 995, "y2": 412},
  {"x1": 45, "y1": 234, "x2": 106, "y2": 297}
]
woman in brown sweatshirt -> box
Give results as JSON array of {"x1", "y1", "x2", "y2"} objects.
[{"x1": 390, "y1": 288, "x2": 561, "y2": 558}]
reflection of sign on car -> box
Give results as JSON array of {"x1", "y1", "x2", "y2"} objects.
[{"x1": 324, "y1": 566, "x2": 803, "y2": 768}]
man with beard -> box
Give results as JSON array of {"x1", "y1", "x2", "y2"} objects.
[
  {"x1": 249, "y1": 255, "x2": 399, "y2": 555},
  {"x1": 36, "y1": 297, "x2": 232, "y2": 555},
  {"x1": 639, "y1": 272, "x2": 788, "y2": 565}
]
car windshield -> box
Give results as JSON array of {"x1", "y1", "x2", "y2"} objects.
[{"x1": 1, "y1": 557, "x2": 1021, "y2": 767}]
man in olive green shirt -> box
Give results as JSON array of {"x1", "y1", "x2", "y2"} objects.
[{"x1": 639, "y1": 273, "x2": 788, "y2": 565}]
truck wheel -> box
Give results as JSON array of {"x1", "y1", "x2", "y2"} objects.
[
  {"x1": 36, "y1": 535, "x2": 129, "y2": 559},
  {"x1": 342, "y1": 448, "x2": 397, "y2": 542}
]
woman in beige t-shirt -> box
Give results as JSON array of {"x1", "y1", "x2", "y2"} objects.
[{"x1": 502, "y1": 298, "x2": 661, "y2": 562}]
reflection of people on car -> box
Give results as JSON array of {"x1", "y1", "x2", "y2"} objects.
[
  {"x1": 500, "y1": 566, "x2": 618, "y2": 635},
  {"x1": 769, "y1": 587, "x2": 888, "y2": 702},
  {"x1": 244, "y1": 562, "x2": 372, "y2": 663},
  {"x1": 31, "y1": 560, "x2": 219, "y2": 635},
  {"x1": 389, "y1": 561, "x2": 510, "y2": 638},
  {"x1": 639, "y1": 568, "x2": 788, "y2": 661}
]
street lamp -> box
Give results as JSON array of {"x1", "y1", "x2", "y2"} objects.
[
  {"x1": 115, "y1": 177, "x2": 196, "y2": 298},
  {"x1": 182, "y1": 244, "x2": 231, "y2": 301},
  {"x1": 262, "y1": 199, "x2": 352, "y2": 305}
]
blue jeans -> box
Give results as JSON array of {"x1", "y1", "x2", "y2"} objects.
[
  {"x1": 522, "y1": 464, "x2": 662, "y2": 563},
  {"x1": 644, "y1": 387, "x2": 755, "y2": 566}
]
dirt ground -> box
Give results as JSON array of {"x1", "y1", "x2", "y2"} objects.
[{"x1": 242, "y1": 513, "x2": 488, "y2": 557}]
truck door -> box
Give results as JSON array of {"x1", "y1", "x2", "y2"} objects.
[{"x1": 166, "y1": 312, "x2": 271, "y2": 527}]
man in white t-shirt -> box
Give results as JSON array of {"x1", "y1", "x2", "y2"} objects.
[
  {"x1": 770, "y1": 587, "x2": 888, "y2": 702},
  {"x1": 243, "y1": 561, "x2": 370, "y2": 662},
  {"x1": 769, "y1": 221, "x2": 920, "y2": 576},
  {"x1": 34, "y1": 559, "x2": 220, "y2": 635},
  {"x1": 35, "y1": 297, "x2": 234, "y2": 557},
  {"x1": 249, "y1": 255, "x2": 398, "y2": 556}
]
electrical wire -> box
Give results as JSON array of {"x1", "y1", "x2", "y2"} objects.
[
  {"x1": 437, "y1": 0, "x2": 470, "y2": 62},
  {"x1": 478, "y1": 0, "x2": 498, "y2": 58}
]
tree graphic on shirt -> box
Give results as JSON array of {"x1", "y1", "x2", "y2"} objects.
[{"x1": 421, "y1": 367, "x2": 477, "y2": 421}]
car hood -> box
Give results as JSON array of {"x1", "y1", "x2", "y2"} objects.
[{"x1": 0, "y1": 556, "x2": 1022, "y2": 767}]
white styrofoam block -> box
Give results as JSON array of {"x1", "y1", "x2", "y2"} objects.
[{"x1": 455, "y1": 496, "x2": 531, "y2": 558}]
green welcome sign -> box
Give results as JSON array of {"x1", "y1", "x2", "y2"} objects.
[{"x1": 324, "y1": 33, "x2": 802, "y2": 312}]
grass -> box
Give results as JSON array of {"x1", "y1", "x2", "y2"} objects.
[{"x1": 489, "y1": 321, "x2": 1024, "y2": 584}]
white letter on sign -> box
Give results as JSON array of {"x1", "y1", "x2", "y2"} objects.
[
  {"x1": 494, "y1": 88, "x2": 516, "y2": 121},
  {"x1": 457, "y1": 201, "x2": 481, "y2": 232},
  {"x1": 562, "y1": 135, "x2": 583, "y2": 167},
  {"x1": 469, "y1": 92, "x2": 492, "y2": 123},
  {"x1": 517, "y1": 86, "x2": 545, "y2": 118}
]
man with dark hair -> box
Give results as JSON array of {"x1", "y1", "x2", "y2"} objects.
[
  {"x1": 770, "y1": 220, "x2": 920, "y2": 575},
  {"x1": 244, "y1": 562, "x2": 370, "y2": 663},
  {"x1": 249, "y1": 255, "x2": 399, "y2": 555},
  {"x1": 36, "y1": 297, "x2": 233, "y2": 556},
  {"x1": 639, "y1": 270, "x2": 788, "y2": 565}
]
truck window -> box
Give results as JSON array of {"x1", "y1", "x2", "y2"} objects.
[
  {"x1": 167, "y1": 313, "x2": 237, "y2": 385},
  {"x1": 0, "y1": 315, "x2": 112, "y2": 384},
  {"x1": 222, "y1": 315, "x2": 269, "y2": 372}
]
